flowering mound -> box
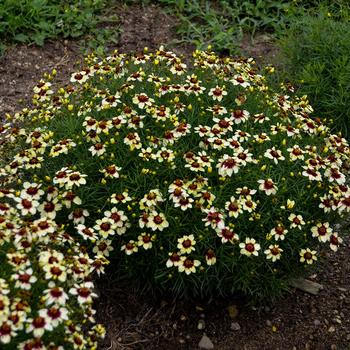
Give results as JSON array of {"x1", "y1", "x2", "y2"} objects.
[{"x1": 1, "y1": 47, "x2": 350, "y2": 346}]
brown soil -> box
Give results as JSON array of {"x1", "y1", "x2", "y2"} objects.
[
  {"x1": 97, "y1": 234, "x2": 350, "y2": 350},
  {"x1": 1, "y1": 3, "x2": 349, "y2": 350}
]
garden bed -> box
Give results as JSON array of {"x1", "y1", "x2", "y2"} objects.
[{"x1": 1, "y1": 3, "x2": 349, "y2": 350}]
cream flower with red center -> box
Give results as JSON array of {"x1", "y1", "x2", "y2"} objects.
[
  {"x1": 26, "y1": 315, "x2": 53, "y2": 338},
  {"x1": 318, "y1": 195, "x2": 334, "y2": 213},
  {"x1": 299, "y1": 248, "x2": 317, "y2": 264},
  {"x1": 217, "y1": 154, "x2": 240, "y2": 177},
  {"x1": 101, "y1": 93, "x2": 121, "y2": 108},
  {"x1": 89, "y1": 142, "x2": 106, "y2": 157},
  {"x1": 239, "y1": 238, "x2": 260, "y2": 256},
  {"x1": 311, "y1": 222, "x2": 332, "y2": 243},
  {"x1": 83, "y1": 117, "x2": 98, "y2": 132},
  {"x1": 270, "y1": 225, "x2": 288, "y2": 241},
  {"x1": 225, "y1": 197, "x2": 243, "y2": 218},
  {"x1": 302, "y1": 166, "x2": 322, "y2": 181},
  {"x1": 21, "y1": 182, "x2": 44, "y2": 200},
  {"x1": 232, "y1": 74, "x2": 250, "y2": 87},
  {"x1": 170, "y1": 62, "x2": 187, "y2": 75},
  {"x1": 0, "y1": 321, "x2": 16, "y2": 344},
  {"x1": 166, "y1": 252, "x2": 182, "y2": 268},
  {"x1": 258, "y1": 178, "x2": 278, "y2": 196},
  {"x1": 146, "y1": 212, "x2": 169, "y2": 231},
  {"x1": 39, "y1": 306, "x2": 68, "y2": 328},
  {"x1": 197, "y1": 190, "x2": 216, "y2": 206},
  {"x1": 203, "y1": 207, "x2": 225, "y2": 229},
  {"x1": 132, "y1": 93, "x2": 154, "y2": 109},
  {"x1": 208, "y1": 86, "x2": 227, "y2": 102},
  {"x1": 264, "y1": 244, "x2": 283, "y2": 262},
  {"x1": 110, "y1": 191, "x2": 132, "y2": 204},
  {"x1": 94, "y1": 218, "x2": 116, "y2": 238},
  {"x1": 231, "y1": 109, "x2": 250, "y2": 124},
  {"x1": 124, "y1": 132, "x2": 142, "y2": 150},
  {"x1": 101, "y1": 164, "x2": 122, "y2": 179},
  {"x1": 43, "y1": 264, "x2": 67, "y2": 282},
  {"x1": 43, "y1": 283, "x2": 69, "y2": 306},
  {"x1": 68, "y1": 208, "x2": 90, "y2": 225},
  {"x1": 264, "y1": 147, "x2": 285, "y2": 164},
  {"x1": 121, "y1": 240, "x2": 138, "y2": 255},
  {"x1": 139, "y1": 147, "x2": 155, "y2": 161},
  {"x1": 288, "y1": 214, "x2": 305, "y2": 229},
  {"x1": 177, "y1": 234, "x2": 196, "y2": 254},
  {"x1": 12, "y1": 268, "x2": 37, "y2": 290},
  {"x1": 104, "y1": 208, "x2": 130, "y2": 235},
  {"x1": 70, "y1": 71, "x2": 89, "y2": 84},
  {"x1": 139, "y1": 189, "x2": 164, "y2": 210},
  {"x1": 324, "y1": 167, "x2": 346, "y2": 185},
  {"x1": 217, "y1": 227, "x2": 239, "y2": 244},
  {"x1": 76, "y1": 225, "x2": 97, "y2": 241},
  {"x1": 62, "y1": 191, "x2": 82, "y2": 209},
  {"x1": 287, "y1": 145, "x2": 304, "y2": 161},
  {"x1": 178, "y1": 257, "x2": 201, "y2": 275},
  {"x1": 329, "y1": 232, "x2": 343, "y2": 252},
  {"x1": 240, "y1": 196, "x2": 257, "y2": 212},
  {"x1": 69, "y1": 281, "x2": 97, "y2": 304},
  {"x1": 205, "y1": 249, "x2": 217, "y2": 265},
  {"x1": 38, "y1": 198, "x2": 62, "y2": 220},
  {"x1": 65, "y1": 172, "x2": 87, "y2": 189},
  {"x1": 15, "y1": 197, "x2": 39, "y2": 216},
  {"x1": 174, "y1": 196, "x2": 194, "y2": 211},
  {"x1": 137, "y1": 233, "x2": 155, "y2": 250},
  {"x1": 93, "y1": 239, "x2": 113, "y2": 256},
  {"x1": 156, "y1": 147, "x2": 175, "y2": 163}
]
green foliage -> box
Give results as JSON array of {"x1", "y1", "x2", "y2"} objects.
[
  {"x1": 156, "y1": 0, "x2": 302, "y2": 54},
  {"x1": 277, "y1": 12, "x2": 350, "y2": 138},
  {"x1": 1, "y1": 49, "x2": 349, "y2": 311},
  {"x1": 0, "y1": 0, "x2": 120, "y2": 54}
]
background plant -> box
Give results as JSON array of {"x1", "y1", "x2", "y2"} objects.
[
  {"x1": 0, "y1": 0, "x2": 120, "y2": 54},
  {"x1": 277, "y1": 9, "x2": 350, "y2": 138}
]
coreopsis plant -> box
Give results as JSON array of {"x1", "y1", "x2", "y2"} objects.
[{"x1": 0, "y1": 48, "x2": 349, "y2": 341}]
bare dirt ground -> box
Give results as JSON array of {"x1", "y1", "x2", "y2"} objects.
[{"x1": 1, "y1": 3, "x2": 349, "y2": 350}]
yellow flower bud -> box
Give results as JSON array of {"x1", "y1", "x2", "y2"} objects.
[{"x1": 68, "y1": 105, "x2": 74, "y2": 111}]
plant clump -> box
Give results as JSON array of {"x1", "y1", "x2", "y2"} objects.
[{"x1": 0, "y1": 47, "x2": 349, "y2": 347}]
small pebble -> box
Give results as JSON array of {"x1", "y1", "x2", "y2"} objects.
[
  {"x1": 199, "y1": 334, "x2": 214, "y2": 349},
  {"x1": 231, "y1": 322, "x2": 241, "y2": 331},
  {"x1": 198, "y1": 319, "x2": 206, "y2": 330},
  {"x1": 331, "y1": 345, "x2": 337, "y2": 350},
  {"x1": 313, "y1": 319, "x2": 321, "y2": 326},
  {"x1": 266, "y1": 320, "x2": 272, "y2": 326},
  {"x1": 328, "y1": 326, "x2": 335, "y2": 333}
]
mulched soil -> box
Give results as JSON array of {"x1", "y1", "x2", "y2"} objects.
[{"x1": 1, "y1": 3, "x2": 349, "y2": 350}]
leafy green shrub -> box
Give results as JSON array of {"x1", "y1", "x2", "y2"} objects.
[
  {"x1": 0, "y1": 0, "x2": 118, "y2": 54},
  {"x1": 277, "y1": 12, "x2": 350, "y2": 138},
  {"x1": 1, "y1": 48, "x2": 349, "y2": 339}
]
